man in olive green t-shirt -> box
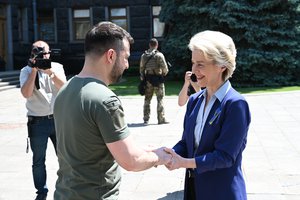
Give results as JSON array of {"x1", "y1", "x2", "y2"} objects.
[{"x1": 53, "y1": 22, "x2": 172, "y2": 200}]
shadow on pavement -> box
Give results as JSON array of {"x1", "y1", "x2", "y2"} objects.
[
  {"x1": 128, "y1": 122, "x2": 168, "y2": 127},
  {"x1": 157, "y1": 190, "x2": 184, "y2": 200},
  {"x1": 127, "y1": 123, "x2": 146, "y2": 127}
]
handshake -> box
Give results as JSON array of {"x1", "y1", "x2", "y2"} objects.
[{"x1": 151, "y1": 147, "x2": 185, "y2": 171}]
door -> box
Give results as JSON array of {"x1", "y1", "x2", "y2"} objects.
[{"x1": 0, "y1": 5, "x2": 7, "y2": 70}]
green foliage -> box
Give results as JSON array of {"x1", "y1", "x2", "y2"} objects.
[
  {"x1": 160, "y1": 0, "x2": 300, "y2": 86},
  {"x1": 108, "y1": 76, "x2": 300, "y2": 96},
  {"x1": 109, "y1": 76, "x2": 183, "y2": 96}
]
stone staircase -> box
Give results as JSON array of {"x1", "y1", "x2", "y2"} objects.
[{"x1": 0, "y1": 70, "x2": 20, "y2": 92}]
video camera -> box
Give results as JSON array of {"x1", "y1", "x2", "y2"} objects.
[{"x1": 28, "y1": 46, "x2": 61, "y2": 70}]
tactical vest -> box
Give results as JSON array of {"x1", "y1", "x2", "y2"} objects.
[{"x1": 143, "y1": 50, "x2": 163, "y2": 75}]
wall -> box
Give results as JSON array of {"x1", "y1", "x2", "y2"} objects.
[{"x1": 4, "y1": 0, "x2": 162, "y2": 75}]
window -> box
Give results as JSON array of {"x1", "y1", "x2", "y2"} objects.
[
  {"x1": 37, "y1": 10, "x2": 55, "y2": 41},
  {"x1": 109, "y1": 8, "x2": 127, "y2": 30},
  {"x1": 152, "y1": 6, "x2": 165, "y2": 37},
  {"x1": 0, "y1": 5, "x2": 4, "y2": 16},
  {"x1": 73, "y1": 9, "x2": 91, "y2": 40},
  {"x1": 18, "y1": 8, "x2": 27, "y2": 42},
  {"x1": 0, "y1": 5, "x2": 6, "y2": 62}
]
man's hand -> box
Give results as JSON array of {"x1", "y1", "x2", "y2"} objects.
[
  {"x1": 152, "y1": 147, "x2": 172, "y2": 166},
  {"x1": 164, "y1": 148, "x2": 197, "y2": 170},
  {"x1": 39, "y1": 68, "x2": 52, "y2": 76},
  {"x1": 164, "y1": 147, "x2": 182, "y2": 170}
]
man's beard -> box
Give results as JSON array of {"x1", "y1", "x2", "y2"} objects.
[{"x1": 110, "y1": 58, "x2": 123, "y2": 84}]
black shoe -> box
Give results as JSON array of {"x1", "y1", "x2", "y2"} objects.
[
  {"x1": 158, "y1": 120, "x2": 169, "y2": 125},
  {"x1": 143, "y1": 121, "x2": 149, "y2": 125},
  {"x1": 35, "y1": 194, "x2": 47, "y2": 200}
]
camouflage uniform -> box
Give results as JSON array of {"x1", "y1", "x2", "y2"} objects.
[{"x1": 140, "y1": 48, "x2": 169, "y2": 124}]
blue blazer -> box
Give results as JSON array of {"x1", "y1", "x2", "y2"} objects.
[{"x1": 173, "y1": 87, "x2": 251, "y2": 200}]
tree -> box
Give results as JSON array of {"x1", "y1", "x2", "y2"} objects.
[{"x1": 160, "y1": 0, "x2": 300, "y2": 86}]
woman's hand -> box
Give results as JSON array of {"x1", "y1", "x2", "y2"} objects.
[
  {"x1": 164, "y1": 148, "x2": 197, "y2": 170},
  {"x1": 164, "y1": 148, "x2": 182, "y2": 170},
  {"x1": 184, "y1": 71, "x2": 193, "y2": 84}
]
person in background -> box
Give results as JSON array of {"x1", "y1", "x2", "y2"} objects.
[
  {"x1": 53, "y1": 22, "x2": 171, "y2": 200},
  {"x1": 139, "y1": 38, "x2": 169, "y2": 125},
  {"x1": 178, "y1": 71, "x2": 201, "y2": 106},
  {"x1": 19, "y1": 40, "x2": 66, "y2": 200},
  {"x1": 164, "y1": 30, "x2": 251, "y2": 200}
]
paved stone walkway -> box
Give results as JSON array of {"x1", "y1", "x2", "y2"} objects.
[{"x1": 0, "y1": 88, "x2": 300, "y2": 200}]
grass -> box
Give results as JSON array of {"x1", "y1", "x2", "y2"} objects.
[
  {"x1": 109, "y1": 76, "x2": 300, "y2": 96},
  {"x1": 237, "y1": 86, "x2": 300, "y2": 94}
]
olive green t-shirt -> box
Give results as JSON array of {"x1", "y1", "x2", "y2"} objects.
[{"x1": 53, "y1": 77, "x2": 130, "y2": 200}]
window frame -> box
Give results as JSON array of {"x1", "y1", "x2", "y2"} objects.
[
  {"x1": 18, "y1": 8, "x2": 29, "y2": 43},
  {"x1": 71, "y1": 8, "x2": 91, "y2": 42},
  {"x1": 152, "y1": 6, "x2": 165, "y2": 38},
  {"x1": 35, "y1": 9, "x2": 56, "y2": 43},
  {"x1": 109, "y1": 7, "x2": 128, "y2": 31}
]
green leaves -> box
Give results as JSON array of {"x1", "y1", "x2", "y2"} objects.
[{"x1": 160, "y1": 0, "x2": 300, "y2": 86}]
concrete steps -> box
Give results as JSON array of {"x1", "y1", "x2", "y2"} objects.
[{"x1": 0, "y1": 70, "x2": 20, "y2": 92}]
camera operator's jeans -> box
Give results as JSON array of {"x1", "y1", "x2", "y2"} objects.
[{"x1": 27, "y1": 116, "x2": 57, "y2": 196}]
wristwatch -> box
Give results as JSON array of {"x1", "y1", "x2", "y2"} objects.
[{"x1": 49, "y1": 72, "x2": 55, "y2": 78}]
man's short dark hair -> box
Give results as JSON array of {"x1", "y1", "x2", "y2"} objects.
[
  {"x1": 149, "y1": 38, "x2": 158, "y2": 47},
  {"x1": 84, "y1": 21, "x2": 134, "y2": 56}
]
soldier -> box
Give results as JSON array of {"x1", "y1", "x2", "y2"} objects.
[{"x1": 139, "y1": 38, "x2": 169, "y2": 125}]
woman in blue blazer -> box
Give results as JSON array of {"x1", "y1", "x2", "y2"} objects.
[{"x1": 165, "y1": 31, "x2": 251, "y2": 200}]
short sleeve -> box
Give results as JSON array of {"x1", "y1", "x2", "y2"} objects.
[
  {"x1": 19, "y1": 66, "x2": 31, "y2": 87},
  {"x1": 96, "y1": 96, "x2": 130, "y2": 143}
]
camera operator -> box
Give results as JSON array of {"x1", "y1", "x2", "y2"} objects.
[{"x1": 19, "y1": 40, "x2": 66, "y2": 200}]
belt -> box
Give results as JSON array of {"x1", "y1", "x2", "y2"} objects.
[
  {"x1": 187, "y1": 169, "x2": 195, "y2": 178},
  {"x1": 145, "y1": 72, "x2": 156, "y2": 75},
  {"x1": 28, "y1": 114, "x2": 54, "y2": 120}
]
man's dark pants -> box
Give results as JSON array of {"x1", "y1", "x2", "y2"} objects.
[{"x1": 28, "y1": 116, "x2": 56, "y2": 197}]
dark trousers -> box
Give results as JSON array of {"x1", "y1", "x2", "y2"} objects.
[
  {"x1": 27, "y1": 116, "x2": 57, "y2": 196},
  {"x1": 186, "y1": 177, "x2": 196, "y2": 200}
]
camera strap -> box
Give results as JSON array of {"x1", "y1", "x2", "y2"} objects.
[
  {"x1": 35, "y1": 72, "x2": 40, "y2": 89},
  {"x1": 26, "y1": 137, "x2": 30, "y2": 153}
]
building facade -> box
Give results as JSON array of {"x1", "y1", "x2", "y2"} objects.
[{"x1": 0, "y1": 0, "x2": 165, "y2": 76}]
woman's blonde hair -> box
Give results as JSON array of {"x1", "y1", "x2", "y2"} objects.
[{"x1": 188, "y1": 30, "x2": 237, "y2": 81}]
